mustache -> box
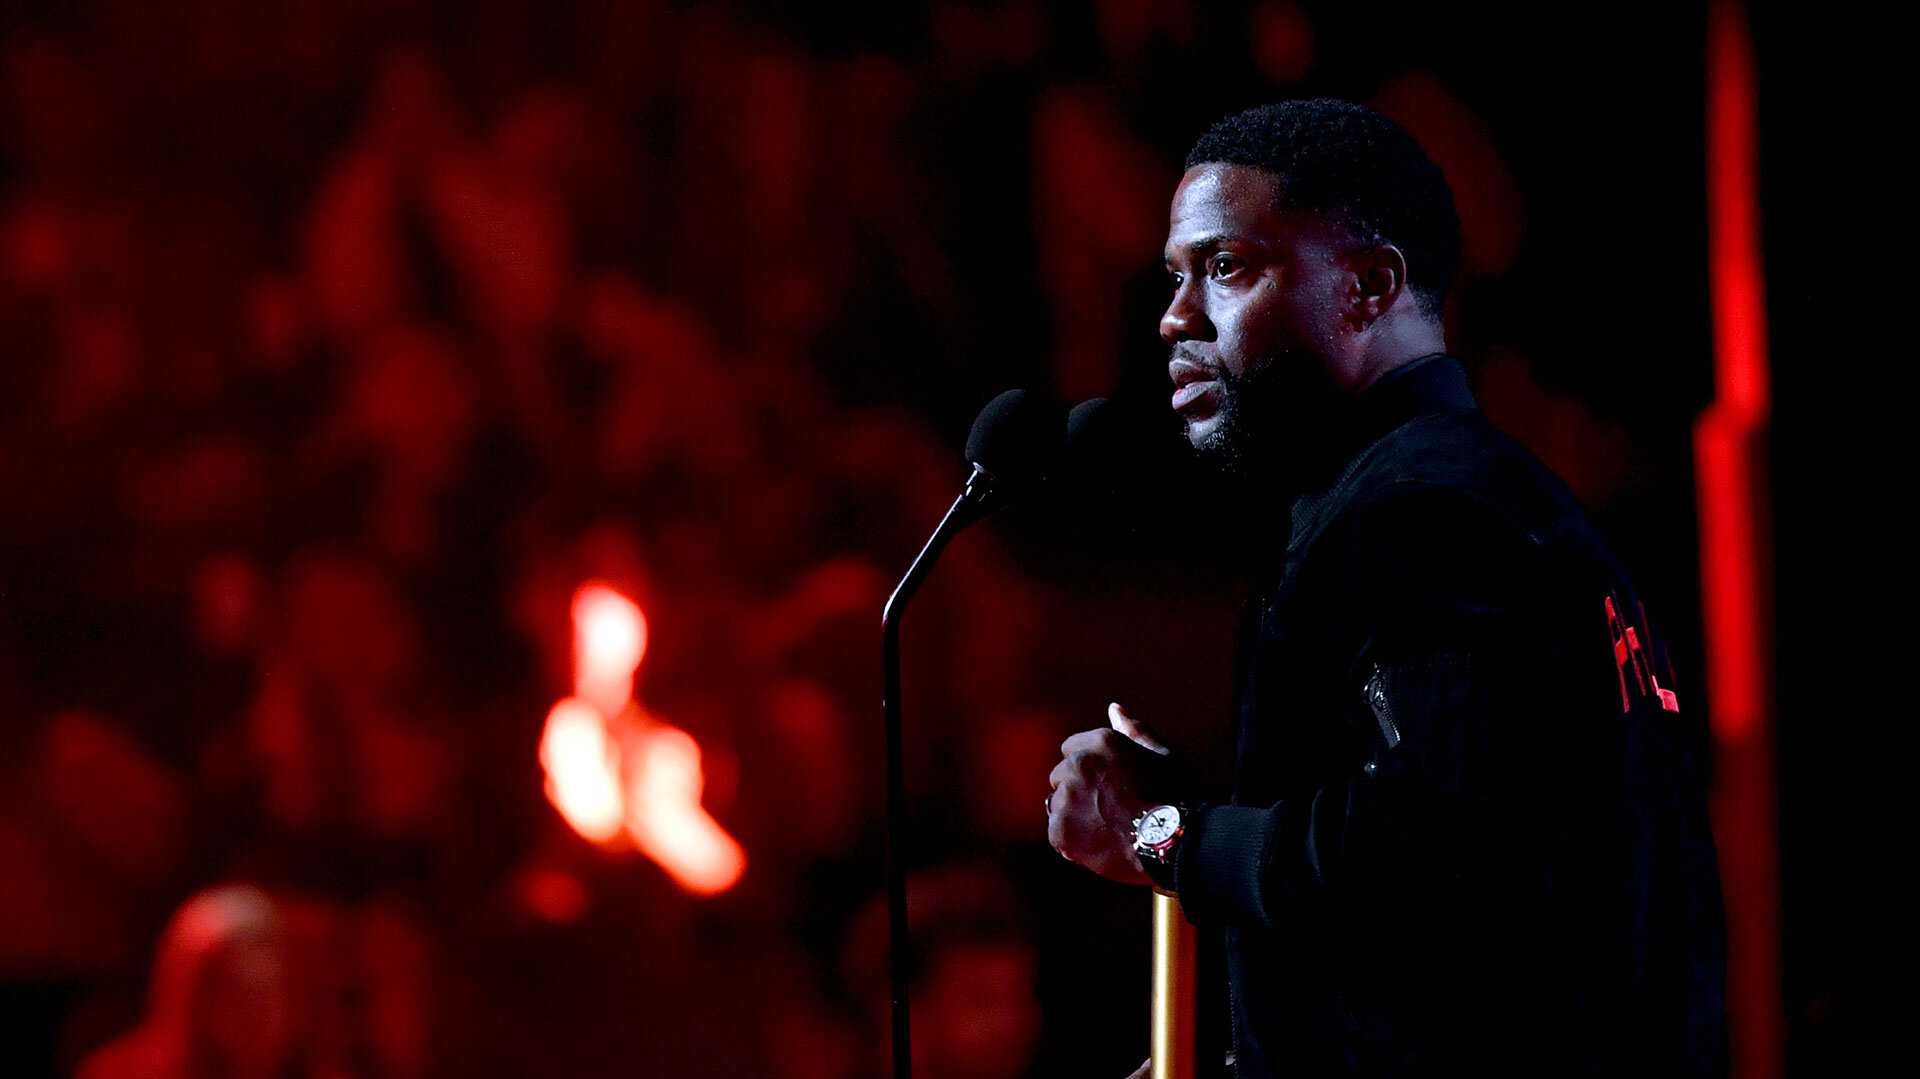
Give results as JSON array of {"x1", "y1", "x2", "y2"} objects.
[{"x1": 1168, "y1": 345, "x2": 1224, "y2": 379}]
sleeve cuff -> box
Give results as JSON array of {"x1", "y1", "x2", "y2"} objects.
[{"x1": 1173, "y1": 803, "x2": 1275, "y2": 929}]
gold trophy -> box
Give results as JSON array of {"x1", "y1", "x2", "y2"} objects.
[
  {"x1": 1151, "y1": 889, "x2": 1197, "y2": 1079},
  {"x1": 1135, "y1": 801, "x2": 1196, "y2": 1079}
]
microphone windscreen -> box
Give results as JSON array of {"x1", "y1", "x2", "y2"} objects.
[
  {"x1": 1065, "y1": 397, "x2": 1114, "y2": 460},
  {"x1": 1063, "y1": 395, "x2": 1148, "y2": 488},
  {"x1": 965, "y1": 389, "x2": 1065, "y2": 484},
  {"x1": 1061, "y1": 394, "x2": 1198, "y2": 511}
]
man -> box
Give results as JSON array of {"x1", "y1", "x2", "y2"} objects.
[{"x1": 1045, "y1": 100, "x2": 1725, "y2": 1076}]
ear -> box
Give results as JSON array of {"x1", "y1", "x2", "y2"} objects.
[{"x1": 1345, "y1": 244, "x2": 1409, "y2": 329}]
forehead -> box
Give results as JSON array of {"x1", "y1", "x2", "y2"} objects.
[{"x1": 1165, "y1": 162, "x2": 1287, "y2": 255}]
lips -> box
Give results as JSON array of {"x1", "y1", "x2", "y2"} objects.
[
  {"x1": 1171, "y1": 380, "x2": 1218, "y2": 411},
  {"x1": 1168, "y1": 356, "x2": 1220, "y2": 414}
]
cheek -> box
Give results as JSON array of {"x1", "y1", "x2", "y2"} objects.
[
  {"x1": 1284, "y1": 280, "x2": 1351, "y2": 350},
  {"x1": 1218, "y1": 287, "x2": 1303, "y2": 373}
]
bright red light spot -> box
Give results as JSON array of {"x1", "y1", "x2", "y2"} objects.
[
  {"x1": 539, "y1": 582, "x2": 744, "y2": 896},
  {"x1": 625, "y1": 726, "x2": 747, "y2": 897},
  {"x1": 571, "y1": 581, "x2": 648, "y2": 718},
  {"x1": 1700, "y1": 4, "x2": 1781, "y2": 1078},
  {"x1": 539, "y1": 698, "x2": 625, "y2": 843}
]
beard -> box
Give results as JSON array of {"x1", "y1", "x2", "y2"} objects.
[{"x1": 1185, "y1": 347, "x2": 1345, "y2": 492}]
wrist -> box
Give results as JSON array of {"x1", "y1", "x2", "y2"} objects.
[{"x1": 1131, "y1": 803, "x2": 1187, "y2": 893}]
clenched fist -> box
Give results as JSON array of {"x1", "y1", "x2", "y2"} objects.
[{"x1": 1046, "y1": 703, "x2": 1175, "y2": 887}]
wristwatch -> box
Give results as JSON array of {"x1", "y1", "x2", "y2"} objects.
[{"x1": 1131, "y1": 804, "x2": 1186, "y2": 892}]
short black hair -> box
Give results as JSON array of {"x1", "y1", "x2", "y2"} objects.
[{"x1": 1185, "y1": 99, "x2": 1461, "y2": 319}]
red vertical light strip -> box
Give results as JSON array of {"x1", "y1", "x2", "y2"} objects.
[{"x1": 1699, "y1": 2, "x2": 1781, "y2": 1077}]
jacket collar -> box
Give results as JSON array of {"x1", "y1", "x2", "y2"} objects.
[
  {"x1": 1341, "y1": 352, "x2": 1477, "y2": 449},
  {"x1": 1283, "y1": 353, "x2": 1478, "y2": 548}
]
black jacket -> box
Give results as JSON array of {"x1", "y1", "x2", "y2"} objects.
[{"x1": 1169, "y1": 356, "x2": 1725, "y2": 1076}]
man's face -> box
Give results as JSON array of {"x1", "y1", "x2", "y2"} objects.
[{"x1": 1160, "y1": 163, "x2": 1356, "y2": 474}]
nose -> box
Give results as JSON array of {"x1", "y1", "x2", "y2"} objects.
[{"x1": 1159, "y1": 280, "x2": 1208, "y2": 344}]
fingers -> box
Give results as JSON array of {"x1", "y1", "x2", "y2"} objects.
[
  {"x1": 1049, "y1": 754, "x2": 1093, "y2": 791},
  {"x1": 1047, "y1": 752, "x2": 1112, "y2": 860},
  {"x1": 1109, "y1": 702, "x2": 1171, "y2": 756},
  {"x1": 1045, "y1": 774, "x2": 1096, "y2": 857},
  {"x1": 1047, "y1": 741, "x2": 1157, "y2": 888},
  {"x1": 1047, "y1": 706, "x2": 1170, "y2": 889},
  {"x1": 1060, "y1": 727, "x2": 1128, "y2": 759}
]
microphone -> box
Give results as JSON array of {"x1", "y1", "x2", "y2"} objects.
[
  {"x1": 959, "y1": 387, "x2": 1068, "y2": 513},
  {"x1": 1061, "y1": 394, "x2": 1182, "y2": 514},
  {"x1": 880, "y1": 388, "x2": 1064, "y2": 1079},
  {"x1": 1067, "y1": 394, "x2": 1111, "y2": 441},
  {"x1": 1065, "y1": 396, "x2": 1118, "y2": 490}
]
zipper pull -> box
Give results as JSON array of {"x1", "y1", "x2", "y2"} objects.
[{"x1": 1364, "y1": 664, "x2": 1401, "y2": 749}]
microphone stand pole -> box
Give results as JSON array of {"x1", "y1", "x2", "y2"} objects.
[{"x1": 880, "y1": 467, "x2": 994, "y2": 1079}]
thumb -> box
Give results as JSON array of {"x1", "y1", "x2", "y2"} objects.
[{"x1": 1108, "y1": 703, "x2": 1171, "y2": 756}]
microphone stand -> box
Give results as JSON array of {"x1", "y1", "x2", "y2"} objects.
[{"x1": 880, "y1": 466, "x2": 997, "y2": 1079}]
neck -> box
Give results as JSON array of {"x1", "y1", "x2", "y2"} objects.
[{"x1": 1349, "y1": 313, "x2": 1446, "y2": 395}]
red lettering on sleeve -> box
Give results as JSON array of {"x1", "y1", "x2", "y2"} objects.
[
  {"x1": 1606, "y1": 596, "x2": 1682, "y2": 714},
  {"x1": 1605, "y1": 597, "x2": 1632, "y2": 712}
]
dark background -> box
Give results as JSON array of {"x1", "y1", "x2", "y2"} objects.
[{"x1": 0, "y1": 1, "x2": 1863, "y2": 1076}]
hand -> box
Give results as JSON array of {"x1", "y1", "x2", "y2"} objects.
[
  {"x1": 1047, "y1": 703, "x2": 1173, "y2": 887},
  {"x1": 1125, "y1": 1058, "x2": 1152, "y2": 1079}
]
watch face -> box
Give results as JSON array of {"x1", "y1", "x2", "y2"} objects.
[{"x1": 1137, "y1": 805, "x2": 1181, "y2": 847}]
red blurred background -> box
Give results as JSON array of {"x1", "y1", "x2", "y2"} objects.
[{"x1": 0, "y1": 2, "x2": 1866, "y2": 1076}]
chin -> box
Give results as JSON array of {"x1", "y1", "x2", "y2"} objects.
[{"x1": 1182, "y1": 413, "x2": 1222, "y2": 448}]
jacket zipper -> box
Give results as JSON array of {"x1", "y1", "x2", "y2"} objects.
[
  {"x1": 1364, "y1": 665, "x2": 1401, "y2": 749},
  {"x1": 1226, "y1": 972, "x2": 1240, "y2": 1077}
]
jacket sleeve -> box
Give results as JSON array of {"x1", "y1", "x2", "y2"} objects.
[{"x1": 1171, "y1": 482, "x2": 1575, "y2": 932}]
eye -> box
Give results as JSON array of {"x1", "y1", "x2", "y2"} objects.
[
  {"x1": 1167, "y1": 271, "x2": 1185, "y2": 291},
  {"x1": 1208, "y1": 254, "x2": 1241, "y2": 280}
]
